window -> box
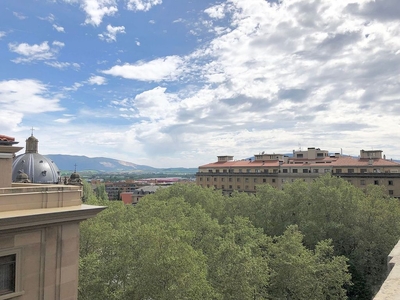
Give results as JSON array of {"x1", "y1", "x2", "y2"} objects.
[
  {"x1": 272, "y1": 179, "x2": 276, "y2": 183},
  {"x1": 282, "y1": 169, "x2": 288, "y2": 173},
  {"x1": 199, "y1": 177, "x2": 203, "y2": 181},
  {"x1": 0, "y1": 250, "x2": 21, "y2": 299},
  {"x1": 238, "y1": 169, "x2": 242, "y2": 173},
  {"x1": 292, "y1": 169, "x2": 298, "y2": 173},
  {"x1": 208, "y1": 169, "x2": 213, "y2": 173},
  {"x1": 389, "y1": 180, "x2": 394, "y2": 186},
  {"x1": 229, "y1": 178, "x2": 232, "y2": 182},
  {"x1": 221, "y1": 178, "x2": 224, "y2": 182},
  {"x1": 336, "y1": 169, "x2": 342, "y2": 173},
  {"x1": 360, "y1": 169, "x2": 367, "y2": 173},
  {"x1": 221, "y1": 185, "x2": 224, "y2": 189},
  {"x1": 237, "y1": 178, "x2": 240, "y2": 182},
  {"x1": 246, "y1": 169, "x2": 251, "y2": 173},
  {"x1": 206, "y1": 177, "x2": 210, "y2": 182},
  {"x1": 245, "y1": 185, "x2": 249, "y2": 189},
  {"x1": 213, "y1": 177, "x2": 217, "y2": 181},
  {"x1": 263, "y1": 179, "x2": 266, "y2": 183},
  {"x1": 313, "y1": 169, "x2": 319, "y2": 173},
  {"x1": 317, "y1": 153, "x2": 324, "y2": 157},
  {"x1": 215, "y1": 169, "x2": 220, "y2": 173},
  {"x1": 263, "y1": 169, "x2": 269, "y2": 173},
  {"x1": 303, "y1": 169, "x2": 309, "y2": 173},
  {"x1": 361, "y1": 180, "x2": 366, "y2": 185},
  {"x1": 214, "y1": 185, "x2": 217, "y2": 189},
  {"x1": 245, "y1": 178, "x2": 249, "y2": 183},
  {"x1": 297, "y1": 154, "x2": 303, "y2": 158},
  {"x1": 223, "y1": 169, "x2": 227, "y2": 173},
  {"x1": 229, "y1": 185, "x2": 232, "y2": 189},
  {"x1": 348, "y1": 169, "x2": 354, "y2": 173},
  {"x1": 389, "y1": 190, "x2": 394, "y2": 195},
  {"x1": 254, "y1": 178, "x2": 257, "y2": 183},
  {"x1": 0, "y1": 255, "x2": 15, "y2": 296},
  {"x1": 374, "y1": 180, "x2": 379, "y2": 185},
  {"x1": 237, "y1": 185, "x2": 241, "y2": 189}
]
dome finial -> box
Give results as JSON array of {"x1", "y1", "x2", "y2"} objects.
[{"x1": 31, "y1": 127, "x2": 35, "y2": 136}]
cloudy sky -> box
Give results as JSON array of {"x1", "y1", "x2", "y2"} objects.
[{"x1": 1, "y1": 0, "x2": 399, "y2": 168}]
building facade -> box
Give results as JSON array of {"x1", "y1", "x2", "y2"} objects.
[
  {"x1": 196, "y1": 148, "x2": 400, "y2": 198},
  {"x1": 0, "y1": 135, "x2": 105, "y2": 300}
]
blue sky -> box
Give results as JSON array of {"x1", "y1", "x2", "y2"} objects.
[{"x1": 1, "y1": 0, "x2": 399, "y2": 168}]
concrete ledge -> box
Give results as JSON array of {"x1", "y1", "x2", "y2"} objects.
[
  {"x1": 374, "y1": 240, "x2": 400, "y2": 299},
  {"x1": 0, "y1": 205, "x2": 106, "y2": 232}
]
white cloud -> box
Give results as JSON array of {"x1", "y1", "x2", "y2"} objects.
[
  {"x1": 80, "y1": 0, "x2": 118, "y2": 26},
  {"x1": 8, "y1": 41, "x2": 64, "y2": 63},
  {"x1": 96, "y1": 0, "x2": 400, "y2": 166},
  {"x1": 135, "y1": 40, "x2": 140, "y2": 46},
  {"x1": 13, "y1": 12, "x2": 27, "y2": 20},
  {"x1": 88, "y1": 75, "x2": 107, "y2": 85},
  {"x1": 0, "y1": 79, "x2": 63, "y2": 116},
  {"x1": 52, "y1": 40, "x2": 65, "y2": 47},
  {"x1": 173, "y1": 18, "x2": 184, "y2": 23},
  {"x1": 0, "y1": 31, "x2": 6, "y2": 39},
  {"x1": 53, "y1": 24, "x2": 65, "y2": 32},
  {"x1": 64, "y1": 82, "x2": 84, "y2": 91},
  {"x1": 133, "y1": 86, "x2": 177, "y2": 120},
  {"x1": 126, "y1": 0, "x2": 162, "y2": 11},
  {"x1": 45, "y1": 61, "x2": 81, "y2": 70},
  {"x1": 204, "y1": 4, "x2": 226, "y2": 19},
  {"x1": 55, "y1": 115, "x2": 76, "y2": 123},
  {"x1": 98, "y1": 24, "x2": 125, "y2": 42},
  {"x1": 102, "y1": 56, "x2": 183, "y2": 81},
  {"x1": 39, "y1": 13, "x2": 55, "y2": 22}
]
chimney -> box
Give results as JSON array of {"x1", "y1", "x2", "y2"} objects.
[{"x1": 0, "y1": 135, "x2": 23, "y2": 188}]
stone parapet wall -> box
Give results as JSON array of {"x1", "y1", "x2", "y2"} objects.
[
  {"x1": 0, "y1": 184, "x2": 82, "y2": 212},
  {"x1": 374, "y1": 240, "x2": 400, "y2": 299}
]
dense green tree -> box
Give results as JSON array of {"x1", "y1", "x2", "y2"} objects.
[
  {"x1": 94, "y1": 183, "x2": 108, "y2": 201},
  {"x1": 79, "y1": 184, "x2": 354, "y2": 300},
  {"x1": 266, "y1": 225, "x2": 350, "y2": 299},
  {"x1": 254, "y1": 175, "x2": 400, "y2": 298}
]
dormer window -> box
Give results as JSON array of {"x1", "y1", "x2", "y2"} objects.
[{"x1": 41, "y1": 171, "x2": 47, "y2": 176}]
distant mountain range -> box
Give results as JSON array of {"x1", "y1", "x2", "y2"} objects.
[{"x1": 46, "y1": 154, "x2": 197, "y2": 174}]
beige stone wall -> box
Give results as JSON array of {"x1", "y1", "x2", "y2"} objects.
[
  {"x1": 0, "y1": 185, "x2": 82, "y2": 212},
  {"x1": 0, "y1": 223, "x2": 80, "y2": 300},
  {"x1": 374, "y1": 240, "x2": 400, "y2": 299}
]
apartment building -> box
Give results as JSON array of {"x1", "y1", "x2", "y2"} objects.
[
  {"x1": 0, "y1": 134, "x2": 105, "y2": 300},
  {"x1": 196, "y1": 148, "x2": 400, "y2": 198}
]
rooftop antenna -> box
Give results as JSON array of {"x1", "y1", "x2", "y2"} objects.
[
  {"x1": 74, "y1": 163, "x2": 77, "y2": 173},
  {"x1": 298, "y1": 143, "x2": 301, "y2": 151}
]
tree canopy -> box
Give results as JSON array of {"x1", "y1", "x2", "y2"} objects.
[{"x1": 79, "y1": 175, "x2": 400, "y2": 299}]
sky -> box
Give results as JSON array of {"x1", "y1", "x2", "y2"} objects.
[{"x1": 1, "y1": 0, "x2": 399, "y2": 168}]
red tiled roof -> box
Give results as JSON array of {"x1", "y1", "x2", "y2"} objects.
[
  {"x1": 0, "y1": 134, "x2": 15, "y2": 142},
  {"x1": 199, "y1": 160, "x2": 280, "y2": 168},
  {"x1": 331, "y1": 157, "x2": 400, "y2": 167}
]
